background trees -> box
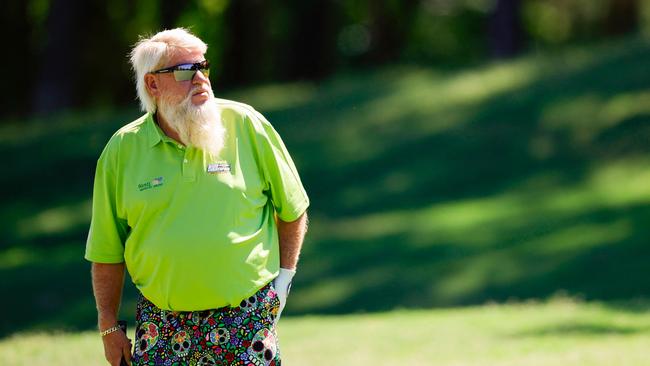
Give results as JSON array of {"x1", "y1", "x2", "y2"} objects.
[{"x1": 1, "y1": 0, "x2": 644, "y2": 117}]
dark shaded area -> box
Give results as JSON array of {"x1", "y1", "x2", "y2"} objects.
[
  {"x1": 515, "y1": 322, "x2": 649, "y2": 337},
  {"x1": 605, "y1": 0, "x2": 639, "y2": 35}
]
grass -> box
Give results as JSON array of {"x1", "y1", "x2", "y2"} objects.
[
  {"x1": 2, "y1": 297, "x2": 650, "y2": 365},
  {"x1": 0, "y1": 34, "x2": 649, "y2": 343}
]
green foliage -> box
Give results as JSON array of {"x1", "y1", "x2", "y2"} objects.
[
  {"x1": 523, "y1": 0, "x2": 610, "y2": 44},
  {"x1": 4, "y1": 0, "x2": 644, "y2": 116}
]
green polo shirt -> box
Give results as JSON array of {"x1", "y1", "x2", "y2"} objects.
[{"x1": 85, "y1": 98, "x2": 309, "y2": 311}]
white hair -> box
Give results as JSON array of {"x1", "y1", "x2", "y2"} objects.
[
  {"x1": 158, "y1": 88, "x2": 225, "y2": 157},
  {"x1": 129, "y1": 28, "x2": 208, "y2": 113}
]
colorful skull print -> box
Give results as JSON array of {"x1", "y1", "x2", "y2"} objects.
[
  {"x1": 208, "y1": 327, "x2": 230, "y2": 345},
  {"x1": 239, "y1": 295, "x2": 258, "y2": 312},
  {"x1": 247, "y1": 328, "x2": 277, "y2": 365},
  {"x1": 193, "y1": 353, "x2": 217, "y2": 366},
  {"x1": 263, "y1": 289, "x2": 279, "y2": 319},
  {"x1": 171, "y1": 330, "x2": 192, "y2": 357},
  {"x1": 162, "y1": 310, "x2": 181, "y2": 328},
  {"x1": 135, "y1": 322, "x2": 159, "y2": 356}
]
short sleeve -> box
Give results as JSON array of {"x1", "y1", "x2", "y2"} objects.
[
  {"x1": 252, "y1": 112, "x2": 310, "y2": 222},
  {"x1": 84, "y1": 144, "x2": 129, "y2": 263}
]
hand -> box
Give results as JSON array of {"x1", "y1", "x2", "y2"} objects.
[
  {"x1": 272, "y1": 268, "x2": 296, "y2": 322},
  {"x1": 102, "y1": 329, "x2": 132, "y2": 366}
]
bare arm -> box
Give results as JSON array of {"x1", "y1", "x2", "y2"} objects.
[
  {"x1": 277, "y1": 212, "x2": 308, "y2": 270},
  {"x1": 273, "y1": 212, "x2": 308, "y2": 321},
  {"x1": 92, "y1": 263, "x2": 125, "y2": 328},
  {"x1": 91, "y1": 262, "x2": 132, "y2": 365}
]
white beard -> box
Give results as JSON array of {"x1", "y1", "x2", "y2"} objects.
[{"x1": 157, "y1": 90, "x2": 226, "y2": 157}]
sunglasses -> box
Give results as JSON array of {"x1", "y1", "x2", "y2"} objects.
[{"x1": 151, "y1": 60, "x2": 210, "y2": 81}]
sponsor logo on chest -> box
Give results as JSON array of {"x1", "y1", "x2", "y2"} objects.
[
  {"x1": 207, "y1": 162, "x2": 231, "y2": 174},
  {"x1": 138, "y1": 176, "x2": 164, "y2": 191}
]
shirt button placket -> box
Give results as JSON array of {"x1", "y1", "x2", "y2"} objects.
[{"x1": 181, "y1": 147, "x2": 196, "y2": 182}]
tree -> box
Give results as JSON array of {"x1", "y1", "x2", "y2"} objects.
[
  {"x1": 605, "y1": 0, "x2": 639, "y2": 36},
  {"x1": 32, "y1": 0, "x2": 81, "y2": 114},
  {"x1": 488, "y1": 0, "x2": 524, "y2": 59}
]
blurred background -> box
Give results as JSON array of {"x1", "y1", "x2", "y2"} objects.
[{"x1": 1, "y1": 0, "x2": 649, "y2": 340}]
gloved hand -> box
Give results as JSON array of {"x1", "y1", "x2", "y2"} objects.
[{"x1": 272, "y1": 267, "x2": 295, "y2": 323}]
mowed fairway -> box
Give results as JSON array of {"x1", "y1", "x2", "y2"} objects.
[{"x1": 1, "y1": 298, "x2": 649, "y2": 366}]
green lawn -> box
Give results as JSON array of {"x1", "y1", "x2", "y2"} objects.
[{"x1": 2, "y1": 297, "x2": 650, "y2": 365}]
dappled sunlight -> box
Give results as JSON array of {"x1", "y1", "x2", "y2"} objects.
[
  {"x1": 439, "y1": 61, "x2": 540, "y2": 107},
  {"x1": 589, "y1": 158, "x2": 650, "y2": 204},
  {"x1": 0, "y1": 108, "x2": 137, "y2": 147},
  {"x1": 289, "y1": 277, "x2": 360, "y2": 311},
  {"x1": 16, "y1": 200, "x2": 91, "y2": 239},
  {"x1": 294, "y1": 155, "x2": 650, "y2": 310},
  {"x1": 227, "y1": 82, "x2": 318, "y2": 113},
  {"x1": 542, "y1": 91, "x2": 650, "y2": 145},
  {"x1": 316, "y1": 157, "x2": 650, "y2": 244},
  {"x1": 313, "y1": 61, "x2": 544, "y2": 168},
  {"x1": 435, "y1": 251, "x2": 524, "y2": 303},
  {"x1": 0, "y1": 248, "x2": 38, "y2": 270},
  {"x1": 0, "y1": 244, "x2": 85, "y2": 270},
  {"x1": 524, "y1": 221, "x2": 631, "y2": 256}
]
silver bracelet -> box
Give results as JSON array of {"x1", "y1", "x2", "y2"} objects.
[{"x1": 99, "y1": 325, "x2": 121, "y2": 337}]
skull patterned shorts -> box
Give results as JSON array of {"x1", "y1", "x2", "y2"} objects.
[{"x1": 132, "y1": 282, "x2": 282, "y2": 366}]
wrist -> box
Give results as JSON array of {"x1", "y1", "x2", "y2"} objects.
[
  {"x1": 277, "y1": 268, "x2": 296, "y2": 283},
  {"x1": 98, "y1": 316, "x2": 118, "y2": 330},
  {"x1": 275, "y1": 268, "x2": 295, "y2": 293},
  {"x1": 99, "y1": 324, "x2": 122, "y2": 337}
]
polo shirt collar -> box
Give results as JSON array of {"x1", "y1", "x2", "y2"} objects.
[{"x1": 146, "y1": 112, "x2": 171, "y2": 148}]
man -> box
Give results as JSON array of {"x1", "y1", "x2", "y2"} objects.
[{"x1": 85, "y1": 28, "x2": 309, "y2": 366}]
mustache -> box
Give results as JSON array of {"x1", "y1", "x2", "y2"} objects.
[{"x1": 191, "y1": 86, "x2": 210, "y2": 95}]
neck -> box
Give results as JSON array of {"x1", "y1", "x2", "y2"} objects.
[{"x1": 154, "y1": 111, "x2": 183, "y2": 145}]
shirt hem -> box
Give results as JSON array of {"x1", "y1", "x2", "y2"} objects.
[
  {"x1": 84, "y1": 253, "x2": 125, "y2": 264},
  {"x1": 277, "y1": 199, "x2": 310, "y2": 222}
]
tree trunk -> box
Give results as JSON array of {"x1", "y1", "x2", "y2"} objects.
[
  {"x1": 365, "y1": 0, "x2": 420, "y2": 64},
  {"x1": 160, "y1": 2, "x2": 187, "y2": 29},
  {"x1": 285, "y1": 0, "x2": 340, "y2": 79},
  {"x1": 32, "y1": 0, "x2": 80, "y2": 114},
  {"x1": 488, "y1": 0, "x2": 524, "y2": 59},
  {"x1": 605, "y1": 0, "x2": 639, "y2": 36},
  {"x1": 221, "y1": 0, "x2": 270, "y2": 86},
  {"x1": 1, "y1": 1, "x2": 35, "y2": 117}
]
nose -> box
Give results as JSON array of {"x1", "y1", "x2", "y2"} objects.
[{"x1": 192, "y1": 69, "x2": 209, "y2": 84}]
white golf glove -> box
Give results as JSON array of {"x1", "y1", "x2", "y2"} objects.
[{"x1": 272, "y1": 268, "x2": 295, "y2": 322}]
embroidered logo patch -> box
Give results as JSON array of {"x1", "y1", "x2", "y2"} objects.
[
  {"x1": 207, "y1": 162, "x2": 231, "y2": 174},
  {"x1": 138, "y1": 176, "x2": 164, "y2": 191}
]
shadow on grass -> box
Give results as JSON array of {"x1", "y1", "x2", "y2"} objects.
[
  {"x1": 513, "y1": 322, "x2": 649, "y2": 337},
  {"x1": 1, "y1": 37, "x2": 650, "y2": 337}
]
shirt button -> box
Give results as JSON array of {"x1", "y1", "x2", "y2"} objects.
[
  {"x1": 183, "y1": 159, "x2": 189, "y2": 163},
  {"x1": 177, "y1": 144, "x2": 183, "y2": 149}
]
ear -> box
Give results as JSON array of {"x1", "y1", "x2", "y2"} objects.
[{"x1": 144, "y1": 73, "x2": 161, "y2": 98}]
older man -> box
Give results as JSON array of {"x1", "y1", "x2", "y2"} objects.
[{"x1": 85, "y1": 28, "x2": 309, "y2": 366}]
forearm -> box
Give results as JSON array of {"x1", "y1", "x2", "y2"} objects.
[
  {"x1": 277, "y1": 212, "x2": 308, "y2": 270},
  {"x1": 91, "y1": 262, "x2": 126, "y2": 329}
]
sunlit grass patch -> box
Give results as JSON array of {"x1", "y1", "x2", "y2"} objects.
[{"x1": 2, "y1": 298, "x2": 650, "y2": 366}]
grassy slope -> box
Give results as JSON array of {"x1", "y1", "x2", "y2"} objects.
[
  {"x1": 0, "y1": 36, "x2": 649, "y2": 336},
  {"x1": 2, "y1": 298, "x2": 650, "y2": 365}
]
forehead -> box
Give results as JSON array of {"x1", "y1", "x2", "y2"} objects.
[{"x1": 165, "y1": 47, "x2": 205, "y2": 67}]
